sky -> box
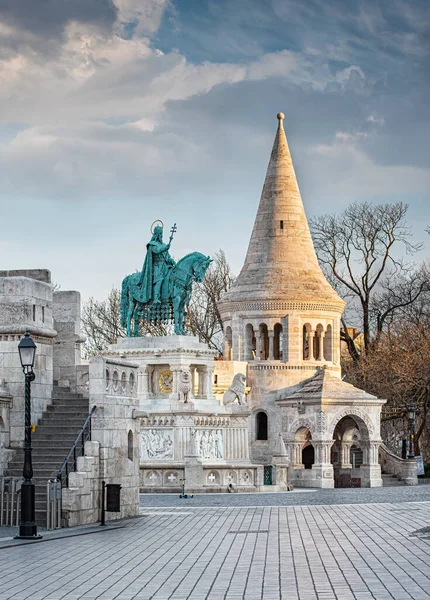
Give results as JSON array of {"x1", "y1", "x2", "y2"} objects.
[{"x1": 1, "y1": 0, "x2": 429, "y2": 301}]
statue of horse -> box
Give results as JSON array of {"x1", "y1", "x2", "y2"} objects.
[{"x1": 120, "y1": 252, "x2": 212, "y2": 336}]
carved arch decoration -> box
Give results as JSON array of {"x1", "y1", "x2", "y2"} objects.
[
  {"x1": 286, "y1": 416, "x2": 316, "y2": 441},
  {"x1": 328, "y1": 408, "x2": 374, "y2": 441}
]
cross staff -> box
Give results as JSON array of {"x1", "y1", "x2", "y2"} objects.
[{"x1": 168, "y1": 223, "x2": 177, "y2": 245}]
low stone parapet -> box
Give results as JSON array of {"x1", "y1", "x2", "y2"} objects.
[{"x1": 379, "y1": 443, "x2": 417, "y2": 486}]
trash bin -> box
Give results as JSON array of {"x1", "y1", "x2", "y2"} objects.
[{"x1": 106, "y1": 484, "x2": 121, "y2": 512}]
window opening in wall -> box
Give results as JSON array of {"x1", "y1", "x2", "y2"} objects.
[
  {"x1": 256, "y1": 411, "x2": 268, "y2": 440},
  {"x1": 280, "y1": 220, "x2": 284, "y2": 230},
  {"x1": 259, "y1": 323, "x2": 269, "y2": 360},
  {"x1": 214, "y1": 374, "x2": 218, "y2": 384},
  {"x1": 42, "y1": 306, "x2": 45, "y2": 323},
  {"x1": 274, "y1": 323, "x2": 283, "y2": 360},
  {"x1": 128, "y1": 430, "x2": 133, "y2": 461},
  {"x1": 324, "y1": 324, "x2": 333, "y2": 361},
  {"x1": 303, "y1": 325, "x2": 310, "y2": 359},
  {"x1": 32, "y1": 305, "x2": 36, "y2": 321}
]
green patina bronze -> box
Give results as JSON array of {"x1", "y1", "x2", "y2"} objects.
[{"x1": 120, "y1": 224, "x2": 212, "y2": 336}]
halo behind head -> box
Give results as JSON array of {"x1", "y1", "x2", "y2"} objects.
[{"x1": 150, "y1": 219, "x2": 164, "y2": 234}]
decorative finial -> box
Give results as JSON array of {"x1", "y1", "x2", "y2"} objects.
[{"x1": 277, "y1": 112, "x2": 285, "y2": 121}]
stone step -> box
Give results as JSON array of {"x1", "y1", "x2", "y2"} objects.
[
  {"x1": 51, "y1": 392, "x2": 86, "y2": 400},
  {"x1": 30, "y1": 442, "x2": 79, "y2": 449},
  {"x1": 36, "y1": 419, "x2": 87, "y2": 426},
  {"x1": 7, "y1": 388, "x2": 92, "y2": 527},
  {"x1": 33, "y1": 427, "x2": 88, "y2": 435},
  {"x1": 49, "y1": 400, "x2": 87, "y2": 407},
  {"x1": 45, "y1": 407, "x2": 89, "y2": 415}
]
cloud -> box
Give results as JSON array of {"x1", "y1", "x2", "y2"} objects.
[
  {"x1": 115, "y1": 0, "x2": 168, "y2": 35},
  {"x1": 309, "y1": 135, "x2": 430, "y2": 199},
  {"x1": 0, "y1": 0, "x2": 118, "y2": 42},
  {"x1": 0, "y1": 0, "x2": 428, "y2": 214},
  {"x1": 367, "y1": 115, "x2": 385, "y2": 125}
]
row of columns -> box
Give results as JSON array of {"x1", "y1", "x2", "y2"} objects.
[
  {"x1": 224, "y1": 316, "x2": 338, "y2": 364},
  {"x1": 288, "y1": 440, "x2": 380, "y2": 469},
  {"x1": 305, "y1": 329, "x2": 326, "y2": 361}
]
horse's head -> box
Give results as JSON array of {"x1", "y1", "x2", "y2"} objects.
[{"x1": 193, "y1": 255, "x2": 212, "y2": 282}]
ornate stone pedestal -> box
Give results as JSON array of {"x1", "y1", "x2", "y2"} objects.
[{"x1": 106, "y1": 336, "x2": 259, "y2": 492}]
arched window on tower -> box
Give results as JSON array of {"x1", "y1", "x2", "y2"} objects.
[
  {"x1": 274, "y1": 323, "x2": 283, "y2": 360},
  {"x1": 256, "y1": 411, "x2": 268, "y2": 440},
  {"x1": 303, "y1": 324, "x2": 311, "y2": 360},
  {"x1": 316, "y1": 324, "x2": 324, "y2": 361},
  {"x1": 259, "y1": 323, "x2": 269, "y2": 360},
  {"x1": 224, "y1": 326, "x2": 233, "y2": 361},
  {"x1": 245, "y1": 323, "x2": 255, "y2": 360},
  {"x1": 324, "y1": 324, "x2": 333, "y2": 361}
]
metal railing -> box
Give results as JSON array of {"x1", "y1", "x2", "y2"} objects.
[
  {"x1": 57, "y1": 405, "x2": 97, "y2": 488},
  {"x1": 1, "y1": 476, "x2": 21, "y2": 527},
  {"x1": 46, "y1": 479, "x2": 62, "y2": 530}
]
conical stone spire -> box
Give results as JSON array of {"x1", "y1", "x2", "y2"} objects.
[{"x1": 223, "y1": 113, "x2": 343, "y2": 306}]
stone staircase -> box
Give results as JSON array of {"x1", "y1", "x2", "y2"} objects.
[{"x1": 6, "y1": 387, "x2": 89, "y2": 527}]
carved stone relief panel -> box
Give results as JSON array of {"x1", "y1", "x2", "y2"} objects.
[
  {"x1": 240, "y1": 469, "x2": 254, "y2": 485},
  {"x1": 143, "y1": 469, "x2": 163, "y2": 486},
  {"x1": 141, "y1": 428, "x2": 174, "y2": 460},
  {"x1": 195, "y1": 429, "x2": 224, "y2": 460}
]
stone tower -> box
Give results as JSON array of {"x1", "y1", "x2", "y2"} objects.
[
  {"x1": 218, "y1": 114, "x2": 387, "y2": 488},
  {"x1": 218, "y1": 113, "x2": 345, "y2": 398}
]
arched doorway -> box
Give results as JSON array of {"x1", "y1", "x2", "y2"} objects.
[
  {"x1": 302, "y1": 445, "x2": 315, "y2": 469},
  {"x1": 331, "y1": 415, "x2": 369, "y2": 488}
]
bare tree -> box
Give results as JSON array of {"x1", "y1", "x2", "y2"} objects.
[
  {"x1": 344, "y1": 321, "x2": 430, "y2": 459},
  {"x1": 186, "y1": 250, "x2": 235, "y2": 354},
  {"x1": 371, "y1": 263, "x2": 429, "y2": 339},
  {"x1": 81, "y1": 288, "x2": 169, "y2": 357},
  {"x1": 310, "y1": 201, "x2": 423, "y2": 358}
]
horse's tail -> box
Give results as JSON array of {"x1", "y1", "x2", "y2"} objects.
[{"x1": 120, "y1": 276, "x2": 129, "y2": 329}]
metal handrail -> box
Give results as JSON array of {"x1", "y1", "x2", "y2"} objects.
[{"x1": 57, "y1": 405, "x2": 97, "y2": 487}]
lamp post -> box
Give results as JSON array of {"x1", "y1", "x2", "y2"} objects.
[
  {"x1": 407, "y1": 400, "x2": 416, "y2": 461},
  {"x1": 15, "y1": 330, "x2": 42, "y2": 540}
]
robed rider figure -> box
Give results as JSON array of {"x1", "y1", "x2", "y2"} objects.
[{"x1": 138, "y1": 225, "x2": 176, "y2": 304}]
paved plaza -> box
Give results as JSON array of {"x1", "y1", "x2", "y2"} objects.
[{"x1": 1, "y1": 488, "x2": 430, "y2": 600}]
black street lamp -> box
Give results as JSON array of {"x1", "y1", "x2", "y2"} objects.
[
  {"x1": 407, "y1": 400, "x2": 416, "y2": 461},
  {"x1": 15, "y1": 330, "x2": 42, "y2": 540}
]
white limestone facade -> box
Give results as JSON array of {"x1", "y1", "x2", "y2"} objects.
[
  {"x1": 103, "y1": 336, "x2": 269, "y2": 492},
  {"x1": 217, "y1": 113, "x2": 387, "y2": 488},
  {"x1": 0, "y1": 269, "x2": 56, "y2": 448}
]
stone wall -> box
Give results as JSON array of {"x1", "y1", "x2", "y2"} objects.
[
  {"x1": 89, "y1": 356, "x2": 140, "y2": 521},
  {"x1": 62, "y1": 441, "x2": 101, "y2": 527},
  {"x1": 379, "y1": 443, "x2": 417, "y2": 485},
  {"x1": 52, "y1": 291, "x2": 86, "y2": 390},
  {"x1": 0, "y1": 270, "x2": 56, "y2": 448}
]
